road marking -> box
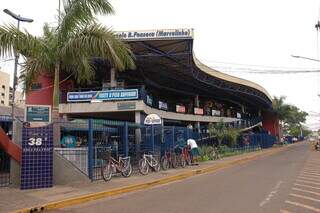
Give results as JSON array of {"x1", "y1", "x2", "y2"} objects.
[
  {"x1": 290, "y1": 193, "x2": 320, "y2": 203},
  {"x1": 301, "y1": 171, "x2": 320, "y2": 176},
  {"x1": 297, "y1": 176, "x2": 320, "y2": 183},
  {"x1": 285, "y1": 200, "x2": 320, "y2": 212},
  {"x1": 292, "y1": 187, "x2": 320, "y2": 196},
  {"x1": 302, "y1": 169, "x2": 320, "y2": 173},
  {"x1": 259, "y1": 181, "x2": 283, "y2": 207},
  {"x1": 295, "y1": 180, "x2": 320, "y2": 186},
  {"x1": 294, "y1": 183, "x2": 320, "y2": 190},
  {"x1": 280, "y1": 209, "x2": 292, "y2": 213},
  {"x1": 299, "y1": 173, "x2": 320, "y2": 178}
]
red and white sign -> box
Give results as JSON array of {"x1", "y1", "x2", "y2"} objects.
[
  {"x1": 176, "y1": 105, "x2": 186, "y2": 113},
  {"x1": 194, "y1": 107, "x2": 204, "y2": 115}
]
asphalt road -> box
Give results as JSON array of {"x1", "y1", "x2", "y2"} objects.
[{"x1": 53, "y1": 142, "x2": 320, "y2": 213}]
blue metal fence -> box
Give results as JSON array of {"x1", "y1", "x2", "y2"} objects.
[{"x1": 55, "y1": 118, "x2": 276, "y2": 181}]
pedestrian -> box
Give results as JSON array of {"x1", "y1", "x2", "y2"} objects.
[{"x1": 187, "y1": 138, "x2": 199, "y2": 165}]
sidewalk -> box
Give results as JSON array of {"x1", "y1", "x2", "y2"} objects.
[{"x1": 0, "y1": 144, "x2": 293, "y2": 213}]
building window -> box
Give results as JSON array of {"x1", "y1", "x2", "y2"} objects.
[
  {"x1": 1, "y1": 85, "x2": 5, "y2": 89},
  {"x1": 1, "y1": 93, "x2": 4, "y2": 97},
  {"x1": 0, "y1": 100, "x2": 4, "y2": 104},
  {"x1": 31, "y1": 83, "x2": 42, "y2": 91}
]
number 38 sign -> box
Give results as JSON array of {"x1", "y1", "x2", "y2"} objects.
[{"x1": 21, "y1": 124, "x2": 53, "y2": 190}]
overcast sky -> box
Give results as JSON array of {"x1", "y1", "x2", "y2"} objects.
[{"x1": 1, "y1": 0, "x2": 320, "y2": 129}]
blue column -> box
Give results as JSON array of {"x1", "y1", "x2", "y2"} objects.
[
  {"x1": 124, "y1": 122, "x2": 129, "y2": 157},
  {"x1": 172, "y1": 126, "x2": 175, "y2": 148},
  {"x1": 88, "y1": 119, "x2": 93, "y2": 180},
  {"x1": 151, "y1": 125, "x2": 155, "y2": 153}
]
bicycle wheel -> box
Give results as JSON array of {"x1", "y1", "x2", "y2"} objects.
[
  {"x1": 153, "y1": 158, "x2": 161, "y2": 172},
  {"x1": 139, "y1": 158, "x2": 149, "y2": 175},
  {"x1": 101, "y1": 163, "x2": 112, "y2": 181},
  {"x1": 122, "y1": 163, "x2": 132, "y2": 177},
  {"x1": 180, "y1": 155, "x2": 186, "y2": 168},
  {"x1": 171, "y1": 154, "x2": 177, "y2": 168},
  {"x1": 161, "y1": 156, "x2": 169, "y2": 170}
]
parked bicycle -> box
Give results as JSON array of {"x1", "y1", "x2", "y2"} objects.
[
  {"x1": 100, "y1": 147, "x2": 132, "y2": 181},
  {"x1": 182, "y1": 146, "x2": 192, "y2": 166},
  {"x1": 174, "y1": 145, "x2": 186, "y2": 168},
  {"x1": 139, "y1": 153, "x2": 160, "y2": 175},
  {"x1": 161, "y1": 150, "x2": 177, "y2": 170}
]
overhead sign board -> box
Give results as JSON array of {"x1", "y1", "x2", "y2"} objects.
[
  {"x1": 144, "y1": 114, "x2": 162, "y2": 125},
  {"x1": 67, "y1": 89, "x2": 139, "y2": 102},
  {"x1": 25, "y1": 105, "x2": 51, "y2": 122},
  {"x1": 158, "y1": 101, "x2": 168, "y2": 110},
  {"x1": 212, "y1": 110, "x2": 221, "y2": 116},
  {"x1": 115, "y1": 29, "x2": 193, "y2": 41},
  {"x1": 194, "y1": 107, "x2": 204, "y2": 115},
  {"x1": 176, "y1": 105, "x2": 186, "y2": 113}
]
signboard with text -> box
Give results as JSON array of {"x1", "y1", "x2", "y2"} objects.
[
  {"x1": 144, "y1": 114, "x2": 162, "y2": 125},
  {"x1": 25, "y1": 105, "x2": 51, "y2": 122},
  {"x1": 67, "y1": 89, "x2": 139, "y2": 102},
  {"x1": 212, "y1": 110, "x2": 221, "y2": 116},
  {"x1": 194, "y1": 107, "x2": 204, "y2": 115},
  {"x1": 176, "y1": 105, "x2": 186, "y2": 113},
  {"x1": 159, "y1": 101, "x2": 168, "y2": 110},
  {"x1": 115, "y1": 29, "x2": 193, "y2": 41},
  {"x1": 21, "y1": 124, "x2": 53, "y2": 190}
]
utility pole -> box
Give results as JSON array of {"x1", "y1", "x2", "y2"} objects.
[{"x1": 3, "y1": 9, "x2": 33, "y2": 134}]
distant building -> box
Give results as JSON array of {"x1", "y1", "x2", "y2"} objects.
[
  {"x1": 0, "y1": 70, "x2": 25, "y2": 108},
  {"x1": 0, "y1": 71, "x2": 10, "y2": 106}
]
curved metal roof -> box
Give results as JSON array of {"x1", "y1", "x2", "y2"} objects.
[{"x1": 116, "y1": 29, "x2": 272, "y2": 109}]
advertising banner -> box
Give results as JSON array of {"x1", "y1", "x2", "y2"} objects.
[
  {"x1": 146, "y1": 95, "x2": 153, "y2": 106},
  {"x1": 159, "y1": 101, "x2": 168, "y2": 110},
  {"x1": 212, "y1": 110, "x2": 221, "y2": 116},
  {"x1": 176, "y1": 105, "x2": 186, "y2": 113},
  {"x1": 237, "y1": 112, "x2": 242, "y2": 119},
  {"x1": 67, "y1": 89, "x2": 139, "y2": 102},
  {"x1": 21, "y1": 124, "x2": 53, "y2": 190},
  {"x1": 194, "y1": 107, "x2": 204, "y2": 115}
]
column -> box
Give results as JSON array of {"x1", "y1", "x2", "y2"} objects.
[{"x1": 195, "y1": 95, "x2": 200, "y2": 133}]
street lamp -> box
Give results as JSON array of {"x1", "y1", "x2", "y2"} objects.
[
  {"x1": 3, "y1": 9, "x2": 33, "y2": 122},
  {"x1": 291, "y1": 55, "x2": 320, "y2": 62}
]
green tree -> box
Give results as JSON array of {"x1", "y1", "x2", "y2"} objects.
[
  {"x1": 273, "y1": 96, "x2": 308, "y2": 136},
  {"x1": 208, "y1": 120, "x2": 240, "y2": 147},
  {"x1": 0, "y1": 0, "x2": 135, "y2": 109},
  {"x1": 208, "y1": 120, "x2": 227, "y2": 147}
]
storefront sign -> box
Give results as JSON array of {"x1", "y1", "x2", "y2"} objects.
[
  {"x1": 21, "y1": 124, "x2": 53, "y2": 190},
  {"x1": 67, "y1": 89, "x2": 139, "y2": 102},
  {"x1": 176, "y1": 105, "x2": 186, "y2": 113},
  {"x1": 117, "y1": 102, "x2": 136, "y2": 110},
  {"x1": 144, "y1": 114, "x2": 162, "y2": 125},
  {"x1": 159, "y1": 101, "x2": 168, "y2": 110},
  {"x1": 25, "y1": 105, "x2": 51, "y2": 122},
  {"x1": 146, "y1": 95, "x2": 153, "y2": 106},
  {"x1": 194, "y1": 107, "x2": 204, "y2": 115},
  {"x1": 212, "y1": 110, "x2": 221, "y2": 116},
  {"x1": 115, "y1": 29, "x2": 193, "y2": 40}
]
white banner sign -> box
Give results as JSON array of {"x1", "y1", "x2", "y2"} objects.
[
  {"x1": 115, "y1": 29, "x2": 193, "y2": 40},
  {"x1": 144, "y1": 114, "x2": 162, "y2": 125}
]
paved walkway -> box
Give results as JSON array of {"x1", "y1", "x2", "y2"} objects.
[{"x1": 0, "y1": 144, "x2": 292, "y2": 213}]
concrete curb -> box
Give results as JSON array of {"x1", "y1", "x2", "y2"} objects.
[{"x1": 12, "y1": 145, "x2": 289, "y2": 213}]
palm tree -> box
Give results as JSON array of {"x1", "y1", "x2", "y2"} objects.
[
  {"x1": 0, "y1": 0, "x2": 135, "y2": 110},
  {"x1": 272, "y1": 96, "x2": 291, "y2": 121}
]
